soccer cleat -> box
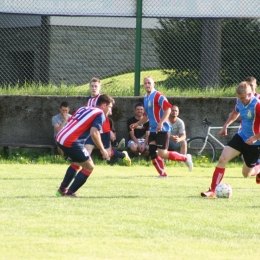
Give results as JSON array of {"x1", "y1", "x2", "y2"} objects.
[
  {"x1": 122, "y1": 151, "x2": 131, "y2": 166},
  {"x1": 65, "y1": 192, "x2": 78, "y2": 197},
  {"x1": 201, "y1": 189, "x2": 216, "y2": 198},
  {"x1": 185, "y1": 154, "x2": 193, "y2": 172},
  {"x1": 158, "y1": 174, "x2": 168, "y2": 178},
  {"x1": 56, "y1": 188, "x2": 68, "y2": 197},
  {"x1": 256, "y1": 173, "x2": 260, "y2": 184}
]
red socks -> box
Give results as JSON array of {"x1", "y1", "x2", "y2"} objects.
[
  {"x1": 211, "y1": 167, "x2": 225, "y2": 191},
  {"x1": 168, "y1": 151, "x2": 186, "y2": 162},
  {"x1": 152, "y1": 156, "x2": 166, "y2": 176}
]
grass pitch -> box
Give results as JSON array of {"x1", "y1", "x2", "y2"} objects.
[{"x1": 0, "y1": 164, "x2": 259, "y2": 260}]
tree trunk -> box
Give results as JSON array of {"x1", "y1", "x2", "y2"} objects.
[{"x1": 200, "y1": 19, "x2": 221, "y2": 89}]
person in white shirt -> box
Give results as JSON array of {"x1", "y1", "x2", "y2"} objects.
[{"x1": 168, "y1": 105, "x2": 187, "y2": 155}]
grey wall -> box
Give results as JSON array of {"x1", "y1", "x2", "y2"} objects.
[{"x1": 0, "y1": 95, "x2": 237, "y2": 148}]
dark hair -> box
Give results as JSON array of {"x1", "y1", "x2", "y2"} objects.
[
  {"x1": 135, "y1": 103, "x2": 144, "y2": 108},
  {"x1": 60, "y1": 101, "x2": 69, "y2": 108},
  {"x1": 96, "y1": 94, "x2": 115, "y2": 106}
]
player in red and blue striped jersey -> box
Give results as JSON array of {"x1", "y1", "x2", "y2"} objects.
[
  {"x1": 130, "y1": 76, "x2": 193, "y2": 177},
  {"x1": 56, "y1": 94, "x2": 114, "y2": 197},
  {"x1": 85, "y1": 77, "x2": 131, "y2": 166}
]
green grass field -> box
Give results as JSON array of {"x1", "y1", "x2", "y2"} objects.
[{"x1": 0, "y1": 164, "x2": 259, "y2": 260}]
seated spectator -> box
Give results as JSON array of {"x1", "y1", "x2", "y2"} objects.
[
  {"x1": 168, "y1": 105, "x2": 187, "y2": 155},
  {"x1": 127, "y1": 103, "x2": 149, "y2": 157},
  {"x1": 52, "y1": 101, "x2": 71, "y2": 156}
]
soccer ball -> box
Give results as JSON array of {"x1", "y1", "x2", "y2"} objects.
[{"x1": 215, "y1": 183, "x2": 232, "y2": 198}]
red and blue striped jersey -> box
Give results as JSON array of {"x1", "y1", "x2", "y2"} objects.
[
  {"x1": 86, "y1": 95, "x2": 110, "y2": 133},
  {"x1": 144, "y1": 89, "x2": 172, "y2": 132},
  {"x1": 235, "y1": 96, "x2": 260, "y2": 145},
  {"x1": 56, "y1": 106, "x2": 105, "y2": 147}
]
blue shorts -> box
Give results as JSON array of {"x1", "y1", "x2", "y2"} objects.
[
  {"x1": 168, "y1": 140, "x2": 182, "y2": 151},
  {"x1": 84, "y1": 132, "x2": 110, "y2": 149},
  {"x1": 57, "y1": 143, "x2": 90, "y2": 163}
]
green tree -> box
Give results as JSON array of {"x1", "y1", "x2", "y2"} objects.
[{"x1": 152, "y1": 18, "x2": 260, "y2": 88}]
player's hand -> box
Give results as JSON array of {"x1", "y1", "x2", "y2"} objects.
[
  {"x1": 219, "y1": 127, "x2": 227, "y2": 136},
  {"x1": 100, "y1": 149, "x2": 109, "y2": 159},
  {"x1": 110, "y1": 131, "x2": 116, "y2": 141},
  {"x1": 246, "y1": 136, "x2": 257, "y2": 145},
  {"x1": 130, "y1": 123, "x2": 138, "y2": 130},
  {"x1": 156, "y1": 123, "x2": 163, "y2": 134}
]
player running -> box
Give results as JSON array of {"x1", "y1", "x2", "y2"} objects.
[
  {"x1": 201, "y1": 82, "x2": 260, "y2": 198},
  {"x1": 56, "y1": 94, "x2": 114, "y2": 197},
  {"x1": 130, "y1": 76, "x2": 193, "y2": 177}
]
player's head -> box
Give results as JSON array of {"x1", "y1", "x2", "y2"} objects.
[
  {"x1": 89, "y1": 77, "x2": 101, "y2": 97},
  {"x1": 96, "y1": 94, "x2": 115, "y2": 116},
  {"x1": 236, "y1": 81, "x2": 252, "y2": 105},
  {"x1": 169, "y1": 105, "x2": 179, "y2": 118},
  {"x1": 245, "y1": 76, "x2": 257, "y2": 93},
  {"x1": 59, "y1": 101, "x2": 70, "y2": 114},
  {"x1": 134, "y1": 103, "x2": 145, "y2": 117},
  {"x1": 143, "y1": 76, "x2": 155, "y2": 94}
]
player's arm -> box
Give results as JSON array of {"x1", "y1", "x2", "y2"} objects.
[
  {"x1": 130, "y1": 115, "x2": 149, "y2": 130},
  {"x1": 220, "y1": 109, "x2": 240, "y2": 136},
  {"x1": 156, "y1": 107, "x2": 171, "y2": 133},
  {"x1": 90, "y1": 126, "x2": 108, "y2": 159}
]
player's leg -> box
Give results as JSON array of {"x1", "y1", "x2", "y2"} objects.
[
  {"x1": 56, "y1": 144, "x2": 93, "y2": 197},
  {"x1": 157, "y1": 132, "x2": 193, "y2": 171},
  {"x1": 242, "y1": 144, "x2": 260, "y2": 179},
  {"x1": 104, "y1": 133, "x2": 131, "y2": 166},
  {"x1": 201, "y1": 136, "x2": 241, "y2": 198},
  {"x1": 148, "y1": 132, "x2": 167, "y2": 177}
]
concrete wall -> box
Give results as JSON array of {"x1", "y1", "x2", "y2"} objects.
[
  {"x1": 0, "y1": 95, "x2": 237, "y2": 149},
  {"x1": 0, "y1": 24, "x2": 158, "y2": 86}
]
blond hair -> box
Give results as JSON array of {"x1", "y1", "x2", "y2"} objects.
[{"x1": 236, "y1": 81, "x2": 251, "y2": 95}]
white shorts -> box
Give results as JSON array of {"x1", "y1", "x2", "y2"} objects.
[{"x1": 127, "y1": 138, "x2": 149, "y2": 149}]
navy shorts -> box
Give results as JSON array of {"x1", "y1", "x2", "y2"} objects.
[
  {"x1": 227, "y1": 134, "x2": 260, "y2": 168},
  {"x1": 84, "y1": 132, "x2": 110, "y2": 149},
  {"x1": 57, "y1": 143, "x2": 90, "y2": 163},
  {"x1": 148, "y1": 132, "x2": 170, "y2": 150}
]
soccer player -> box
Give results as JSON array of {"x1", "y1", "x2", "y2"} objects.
[
  {"x1": 201, "y1": 82, "x2": 260, "y2": 198},
  {"x1": 85, "y1": 77, "x2": 131, "y2": 166},
  {"x1": 127, "y1": 103, "x2": 150, "y2": 157},
  {"x1": 56, "y1": 94, "x2": 114, "y2": 197},
  {"x1": 130, "y1": 76, "x2": 193, "y2": 177}
]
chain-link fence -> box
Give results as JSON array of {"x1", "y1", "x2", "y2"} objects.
[{"x1": 1, "y1": 1, "x2": 260, "y2": 92}]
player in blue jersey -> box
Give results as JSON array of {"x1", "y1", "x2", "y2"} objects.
[
  {"x1": 201, "y1": 82, "x2": 260, "y2": 198},
  {"x1": 130, "y1": 76, "x2": 193, "y2": 177},
  {"x1": 56, "y1": 94, "x2": 114, "y2": 197}
]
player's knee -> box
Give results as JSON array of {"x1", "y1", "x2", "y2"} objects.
[{"x1": 149, "y1": 144, "x2": 157, "y2": 159}]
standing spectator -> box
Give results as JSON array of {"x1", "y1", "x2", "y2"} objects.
[
  {"x1": 85, "y1": 77, "x2": 131, "y2": 166},
  {"x1": 52, "y1": 101, "x2": 71, "y2": 156},
  {"x1": 127, "y1": 103, "x2": 149, "y2": 157},
  {"x1": 168, "y1": 105, "x2": 187, "y2": 155},
  {"x1": 56, "y1": 94, "x2": 114, "y2": 197},
  {"x1": 201, "y1": 82, "x2": 260, "y2": 198},
  {"x1": 130, "y1": 76, "x2": 193, "y2": 177}
]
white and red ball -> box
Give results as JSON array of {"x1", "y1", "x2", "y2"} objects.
[{"x1": 215, "y1": 183, "x2": 232, "y2": 198}]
